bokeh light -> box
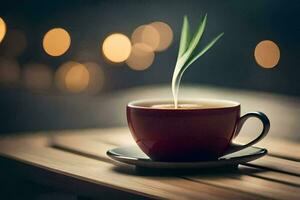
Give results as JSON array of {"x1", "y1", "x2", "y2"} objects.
[
  {"x1": 102, "y1": 33, "x2": 131, "y2": 63},
  {"x1": 254, "y1": 40, "x2": 280, "y2": 68},
  {"x1": 1, "y1": 29, "x2": 27, "y2": 56},
  {"x1": 65, "y1": 63, "x2": 89, "y2": 92},
  {"x1": 126, "y1": 43, "x2": 155, "y2": 70},
  {"x1": 0, "y1": 57, "x2": 20, "y2": 85},
  {"x1": 23, "y1": 63, "x2": 53, "y2": 91},
  {"x1": 150, "y1": 21, "x2": 173, "y2": 51},
  {"x1": 0, "y1": 17, "x2": 6, "y2": 43},
  {"x1": 84, "y1": 62, "x2": 105, "y2": 94},
  {"x1": 55, "y1": 61, "x2": 73, "y2": 92},
  {"x1": 131, "y1": 25, "x2": 160, "y2": 51},
  {"x1": 55, "y1": 61, "x2": 90, "y2": 93},
  {"x1": 43, "y1": 28, "x2": 71, "y2": 56}
]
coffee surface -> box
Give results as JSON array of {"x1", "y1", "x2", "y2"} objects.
[
  {"x1": 130, "y1": 99, "x2": 238, "y2": 109},
  {"x1": 150, "y1": 103, "x2": 226, "y2": 109}
]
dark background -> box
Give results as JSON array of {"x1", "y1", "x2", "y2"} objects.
[{"x1": 0, "y1": 0, "x2": 299, "y2": 133}]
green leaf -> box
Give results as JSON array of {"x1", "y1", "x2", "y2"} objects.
[
  {"x1": 172, "y1": 14, "x2": 207, "y2": 107},
  {"x1": 180, "y1": 14, "x2": 207, "y2": 66},
  {"x1": 184, "y1": 32, "x2": 224, "y2": 71},
  {"x1": 171, "y1": 14, "x2": 223, "y2": 108},
  {"x1": 177, "y1": 15, "x2": 190, "y2": 58}
]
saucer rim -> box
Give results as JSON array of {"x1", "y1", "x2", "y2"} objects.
[{"x1": 107, "y1": 146, "x2": 267, "y2": 169}]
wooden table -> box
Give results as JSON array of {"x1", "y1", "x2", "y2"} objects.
[{"x1": 0, "y1": 128, "x2": 299, "y2": 199}]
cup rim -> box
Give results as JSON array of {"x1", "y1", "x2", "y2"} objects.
[{"x1": 127, "y1": 98, "x2": 240, "y2": 110}]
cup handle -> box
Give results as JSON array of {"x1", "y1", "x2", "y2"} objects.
[{"x1": 225, "y1": 111, "x2": 270, "y2": 154}]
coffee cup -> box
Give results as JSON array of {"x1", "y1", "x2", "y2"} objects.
[{"x1": 127, "y1": 99, "x2": 270, "y2": 162}]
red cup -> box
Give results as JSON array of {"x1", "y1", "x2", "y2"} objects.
[{"x1": 127, "y1": 99, "x2": 270, "y2": 162}]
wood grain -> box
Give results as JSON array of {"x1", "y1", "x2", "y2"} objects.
[
  {"x1": 0, "y1": 137, "x2": 259, "y2": 200},
  {"x1": 236, "y1": 136, "x2": 300, "y2": 161},
  {"x1": 52, "y1": 128, "x2": 300, "y2": 176},
  {"x1": 1, "y1": 128, "x2": 299, "y2": 200},
  {"x1": 245, "y1": 156, "x2": 300, "y2": 176},
  {"x1": 50, "y1": 132, "x2": 300, "y2": 200},
  {"x1": 88, "y1": 128, "x2": 300, "y2": 160},
  {"x1": 187, "y1": 173, "x2": 300, "y2": 200}
]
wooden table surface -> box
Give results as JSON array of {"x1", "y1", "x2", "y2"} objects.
[{"x1": 0, "y1": 128, "x2": 299, "y2": 199}]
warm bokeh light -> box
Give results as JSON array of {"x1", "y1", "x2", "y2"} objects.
[
  {"x1": 2, "y1": 29, "x2": 27, "y2": 56},
  {"x1": 55, "y1": 61, "x2": 73, "y2": 92},
  {"x1": 150, "y1": 21, "x2": 173, "y2": 51},
  {"x1": 84, "y1": 62, "x2": 105, "y2": 94},
  {"x1": 23, "y1": 63, "x2": 52, "y2": 91},
  {"x1": 43, "y1": 28, "x2": 71, "y2": 56},
  {"x1": 102, "y1": 33, "x2": 131, "y2": 63},
  {"x1": 0, "y1": 57, "x2": 20, "y2": 84},
  {"x1": 55, "y1": 61, "x2": 90, "y2": 93},
  {"x1": 126, "y1": 43, "x2": 155, "y2": 70},
  {"x1": 0, "y1": 17, "x2": 6, "y2": 43},
  {"x1": 65, "y1": 63, "x2": 89, "y2": 93},
  {"x1": 131, "y1": 25, "x2": 160, "y2": 51},
  {"x1": 254, "y1": 40, "x2": 280, "y2": 68}
]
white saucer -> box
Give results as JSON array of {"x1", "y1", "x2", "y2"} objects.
[{"x1": 107, "y1": 146, "x2": 267, "y2": 169}]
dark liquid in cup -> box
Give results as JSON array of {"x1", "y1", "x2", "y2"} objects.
[{"x1": 150, "y1": 103, "x2": 229, "y2": 109}]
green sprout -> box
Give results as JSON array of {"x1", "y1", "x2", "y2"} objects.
[{"x1": 172, "y1": 14, "x2": 224, "y2": 108}]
